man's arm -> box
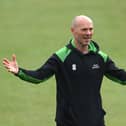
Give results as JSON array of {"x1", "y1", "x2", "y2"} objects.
[
  {"x1": 3, "y1": 54, "x2": 58, "y2": 84},
  {"x1": 105, "y1": 57, "x2": 126, "y2": 85}
]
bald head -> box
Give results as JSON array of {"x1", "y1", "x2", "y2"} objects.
[{"x1": 71, "y1": 15, "x2": 93, "y2": 28}]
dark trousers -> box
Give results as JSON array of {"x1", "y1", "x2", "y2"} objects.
[
  {"x1": 57, "y1": 124, "x2": 105, "y2": 126},
  {"x1": 56, "y1": 121, "x2": 105, "y2": 126}
]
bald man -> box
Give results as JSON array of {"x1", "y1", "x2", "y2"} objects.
[{"x1": 3, "y1": 15, "x2": 126, "y2": 126}]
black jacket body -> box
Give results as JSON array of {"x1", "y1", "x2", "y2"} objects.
[{"x1": 16, "y1": 39, "x2": 126, "y2": 126}]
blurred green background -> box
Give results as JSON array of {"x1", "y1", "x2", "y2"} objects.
[{"x1": 0, "y1": 0, "x2": 126, "y2": 126}]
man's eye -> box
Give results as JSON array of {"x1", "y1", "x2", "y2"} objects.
[
  {"x1": 82, "y1": 29, "x2": 87, "y2": 31},
  {"x1": 89, "y1": 28, "x2": 93, "y2": 31}
]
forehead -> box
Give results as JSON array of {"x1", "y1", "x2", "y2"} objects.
[
  {"x1": 78, "y1": 20, "x2": 93, "y2": 28},
  {"x1": 77, "y1": 18, "x2": 93, "y2": 28},
  {"x1": 73, "y1": 17, "x2": 94, "y2": 30}
]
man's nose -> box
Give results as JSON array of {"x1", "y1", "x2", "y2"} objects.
[{"x1": 86, "y1": 30, "x2": 91, "y2": 35}]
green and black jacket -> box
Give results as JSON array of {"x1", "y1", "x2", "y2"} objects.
[{"x1": 16, "y1": 39, "x2": 126, "y2": 126}]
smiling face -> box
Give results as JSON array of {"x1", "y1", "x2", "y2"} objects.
[{"x1": 71, "y1": 16, "x2": 94, "y2": 47}]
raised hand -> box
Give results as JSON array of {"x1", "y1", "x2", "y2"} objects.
[{"x1": 3, "y1": 54, "x2": 19, "y2": 74}]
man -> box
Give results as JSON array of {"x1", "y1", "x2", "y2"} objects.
[{"x1": 3, "y1": 15, "x2": 126, "y2": 126}]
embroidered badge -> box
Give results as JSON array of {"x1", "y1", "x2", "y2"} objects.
[{"x1": 72, "y1": 64, "x2": 77, "y2": 71}]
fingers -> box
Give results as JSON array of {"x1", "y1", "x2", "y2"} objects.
[
  {"x1": 3, "y1": 59, "x2": 10, "y2": 68},
  {"x1": 3, "y1": 59, "x2": 10, "y2": 71},
  {"x1": 3, "y1": 54, "x2": 16, "y2": 65},
  {"x1": 2, "y1": 62, "x2": 11, "y2": 72},
  {"x1": 3, "y1": 58, "x2": 10, "y2": 65}
]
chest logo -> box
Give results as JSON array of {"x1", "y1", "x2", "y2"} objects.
[
  {"x1": 92, "y1": 64, "x2": 100, "y2": 69},
  {"x1": 72, "y1": 64, "x2": 77, "y2": 71}
]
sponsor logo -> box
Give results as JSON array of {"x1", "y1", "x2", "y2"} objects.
[{"x1": 92, "y1": 64, "x2": 100, "y2": 69}]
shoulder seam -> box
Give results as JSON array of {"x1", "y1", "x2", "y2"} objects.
[{"x1": 55, "y1": 46, "x2": 72, "y2": 62}]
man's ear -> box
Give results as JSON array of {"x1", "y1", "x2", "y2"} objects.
[{"x1": 70, "y1": 27, "x2": 74, "y2": 33}]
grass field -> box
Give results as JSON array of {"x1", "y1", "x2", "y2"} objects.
[{"x1": 0, "y1": 0, "x2": 126, "y2": 126}]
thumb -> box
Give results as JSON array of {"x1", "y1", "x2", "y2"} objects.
[{"x1": 12, "y1": 54, "x2": 16, "y2": 62}]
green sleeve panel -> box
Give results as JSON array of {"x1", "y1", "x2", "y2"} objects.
[
  {"x1": 17, "y1": 69, "x2": 49, "y2": 84},
  {"x1": 105, "y1": 74, "x2": 126, "y2": 85},
  {"x1": 55, "y1": 46, "x2": 72, "y2": 62},
  {"x1": 98, "y1": 51, "x2": 108, "y2": 63}
]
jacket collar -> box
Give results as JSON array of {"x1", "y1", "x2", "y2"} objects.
[{"x1": 67, "y1": 38, "x2": 99, "y2": 54}]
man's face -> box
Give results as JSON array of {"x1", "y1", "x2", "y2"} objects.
[{"x1": 71, "y1": 20, "x2": 94, "y2": 46}]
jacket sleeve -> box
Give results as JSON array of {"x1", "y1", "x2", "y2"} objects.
[
  {"x1": 15, "y1": 54, "x2": 58, "y2": 84},
  {"x1": 105, "y1": 57, "x2": 126, "y2": 85}
]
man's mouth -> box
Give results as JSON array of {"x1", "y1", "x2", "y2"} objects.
[{"x1": 84, "y1": 36, "x2": 91, "y2": 39}]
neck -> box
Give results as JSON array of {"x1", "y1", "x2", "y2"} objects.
[{"x1": 74, "y1": 41, "x2": 89, "y2": 54}]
